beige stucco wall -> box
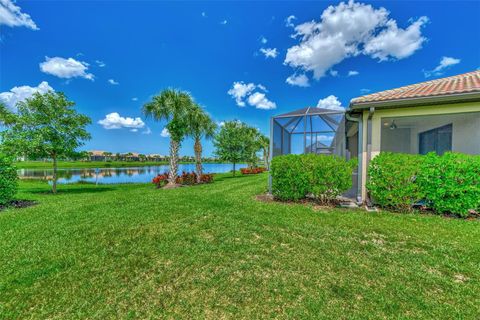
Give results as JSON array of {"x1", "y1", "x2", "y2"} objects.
[{"x1": 359, "y1": 101, "x2": 480, "y2": 200}]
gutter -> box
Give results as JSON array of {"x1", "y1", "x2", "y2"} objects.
[{"x1": 345, "y1": 112, "x2": 363, "y2": 204}]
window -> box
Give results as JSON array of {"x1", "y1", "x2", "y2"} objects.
[{"x1": 419, "y1": 124, "x2": 452, "y2": 155}]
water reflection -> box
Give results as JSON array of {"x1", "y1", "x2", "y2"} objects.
[{"x1": 18, "y1": 163, "x2": 246, "y2": 184}]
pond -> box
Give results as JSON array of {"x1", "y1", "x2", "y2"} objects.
[{"x1": 18, "y1": 163, "x2": 247, "y2": 184}]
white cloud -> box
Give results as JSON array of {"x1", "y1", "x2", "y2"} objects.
[
  {"x1": 217, "y1": 121, "x2": 225, "y2": 127},
  {"x1": 260, "y1": 48, "x2": 278, "y2": 59},
  {"x1": 286, "y1": 73, "x2": 310, "y2": 87},
  {"x1": 360, "y1": 88, "x2": 371, "y2": 94},
  {"x1": 227, "y1": 82, "x2": 276, "y2": 109},
  {"x1": 142, "y1": 127, "x2": 152, "y2": 135},
  {"x1": 316, "y1": 95, "x2": 344, "y2": 111},
  {"x1": 247, "y1": 92, "x2": 276, "y2": 110},
  {"x1": 0, "y1": 0, "x2": 38, "y2": 30},
  {"x1": 108, "y1": 79, "x2": 119, "y2": 85},
  {"x1": 318, "y1": 135, "x2": 334, "y2": 141},
  {"x1": 329, "y1": 70, "x2": 339, "y2": 77},
  {"x1": 95, "y1": 60, "x2": 106, "y2": 67},
  {"x1": 40, "y1": 56, "x2": 94, "y2": 80},
  {"x1": 348, "y1": 70, "x2": 359, "y2": 76},
  {"x1": 227, "y1": 81, "x2": 256, "y2": 107},
  {"x1": 0, "y1": 81, "x2": 53, "y2": 111},
  {"x1": 130, "y1": 129, "x2": 138, "y2": 132},
  {"x1": 285, "y1": 15, "x2": 296, "y2": 27},
  {"x1": 98, "y1": 112, "x2": 145, "y2": 130},
  {"x1": 160, "y1": 128, "x2": 170, "y2": 137},
  {"x1": 423, "y1": 56, "x2": 461, "y2": 77},
  {"x1": 260, "y1": 36, "x2": 268, "y2": 44},
  {"x1": 284, "y1": 1, "x2": 428, "y2": 81},
  {"x1": 363, "y1": 16, "x2": 429, "y2": 61},
  {"x1": 220, "y1": 19, "x2": 227, "y2": 25},
  {"x1": 132, "y1": 97, "x2": 138, "y2": 101}
]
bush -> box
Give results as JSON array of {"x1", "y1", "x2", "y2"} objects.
[
  {"x1": 0, "y1": 154, "x2": 18, "y2": 205},
  {"x1": 271, "y1": 154, "x2": 310, "y2": 201},
  {"x1": 417, "y1": 152, "x2": 480, "y2": 217},
  {"x1": 303, "y1": 154, "x2": 355, "y2": 204},
  {"x1": 152, "y1": 173, "x2": 169, "y2": 188},
  {"x1": 367, "y1": 152, "x2": 424, "y2": 212},
  {"x1": 271, "y1": 154, "x2": 355, "y2": 202},
  {"x1": 152, "y1": 171, "x2": 214, "y2": 188},
  {"x1": 199, "y1": 173, "x2": 214, "y2": 183},
  {"x1": 240, "y1": 167, "x2": 266, "y2": 175}
]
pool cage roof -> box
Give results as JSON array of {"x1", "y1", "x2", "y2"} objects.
[{"x1": 271, "y1": 106, "x2": 345, "y2": 157}]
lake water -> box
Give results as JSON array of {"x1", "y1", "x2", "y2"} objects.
[{"x1": 18, "y1": 163, "x2": 247, "y2": 184}]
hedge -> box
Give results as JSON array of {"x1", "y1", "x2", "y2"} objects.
[
  {"x1": 271, "y1": 154, "x2": 355, "y2": 202},
  {"x1": 367, "y1": 152, "x2": 423, "y2": 212},
  {"x1": 417, "y1": 152, "x2": 480, "y2": 217},
  {"x1": 368, "y1": 152, "x2": 480, "y2": 217},
  {"x1": 271, "y1": 154, "x2": 310, "y2": 201},
  {"x1": 0, "y1": 153, "x2": 18, "y2": 205}
]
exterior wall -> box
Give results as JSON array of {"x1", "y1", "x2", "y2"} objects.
[{"x1": 359, "y1": 101, "x2": 480, "y2": 201}]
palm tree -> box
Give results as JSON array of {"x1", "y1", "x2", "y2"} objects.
[
  {"x1": 187, "y1": 105, "x2": 217, "y2": 183},
  {"x1": 143, "y1": 89, "x2": 194, "y2": 187},
  {"x1": 257, "y1": 134, "x2": 270, "y2": 170}
]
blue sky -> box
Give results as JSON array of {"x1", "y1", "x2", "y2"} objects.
[{"x1": 1, "y1": 0, "x2": 479, "y2": 156}]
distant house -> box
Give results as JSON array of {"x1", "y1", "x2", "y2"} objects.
[
  {"x1": 88, "y1": 150, "x2": 107, "y2": 161},
  {"x1": 147, "y1": 154, "x2": 166, "y2": 162},
  {"x1": 346, "y1": 70, "x2": 480, "y2": 203},
  {"x1": 122, "y1": 152, "x2": 140, "y2": 162}
]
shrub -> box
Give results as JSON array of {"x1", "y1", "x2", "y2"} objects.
[
  {"x1": 152, "y1": 173, "x2": 169, "y2": 188},
  {"x1": 303, "y1": 154, "x2": 356, "y2": 204},
  {"x1": 152, "y1": 171, "x2": 214, "y2": 188},
  {"x1": 417, "y1": 152, "x2": 480, "y2": 217},
  {"x1": 271, "y1": 154, "x2": 310, "y2": 201},
  {"x1": 176, "y1": 171, "x2": 197, "y2": 185},
  {"x1": 0, "y1": 154, "x2": 18, "y2": 205},
  {"x1": 199, "y1": 173, "x2": 214, "y2": 183},
  {"x1": 367, "y1": 152, "x2": 423, "y2": 212},
  {"x1": 271, "y1": 154, "x2": 355, "y2": 202},
  {"x1": 240, "y1": 167, "x2": 266, "y2": 175}
]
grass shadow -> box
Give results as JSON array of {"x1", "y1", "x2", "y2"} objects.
[{"x1": 29, "y1": 186, "x2": 115, "y2": 195}]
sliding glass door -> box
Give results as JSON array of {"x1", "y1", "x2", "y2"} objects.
[{"x1": 419, "y1": 124, "x2": 452, "y2": 155}]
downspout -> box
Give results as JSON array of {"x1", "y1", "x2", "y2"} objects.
[
  {"x1": 345, "y1": 112, "x2": 363, "y2": 204},
  {"x1": 366, "y1": 107, "x2": 375, "y2": 206}
]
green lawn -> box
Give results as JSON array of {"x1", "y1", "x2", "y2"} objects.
[{"x1": 0, "y1": 174, "x2": 478, "y2": 319}]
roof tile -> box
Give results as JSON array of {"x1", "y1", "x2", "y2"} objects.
[{"x1": 351, "y1": 70, "x2": 480, "y2": 104}]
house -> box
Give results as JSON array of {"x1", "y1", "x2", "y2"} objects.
[
  {"x1": 346, "y1": 70, "x2": 480, "y2": 203},
  {"x1": 88, "y1": 150, "x2": 107, "y2": 161}
]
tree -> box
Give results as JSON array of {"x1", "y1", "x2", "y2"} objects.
[
  {"x1": 143, "y1": 89, "x2": 194, "y2": 186},
  {"x1": 187, "y1": 104, "x2": 217, "y2": 183},
  {"x1": 244, "y1": 127, "x2": 263, "y2": 169},
  {"x1": 0, "y1": 91, "x2": 91, "y2": 193},
  {"x1": 257, "y1": 134, "x2": 270, "y2": 170},
  {"x1": 213, "y1": 120, "x2": 256, "y2": 176}
]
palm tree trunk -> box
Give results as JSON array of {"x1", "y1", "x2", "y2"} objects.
[
  {"x1": 194, "y1": 138, "x2": 203, "y2": 183},
  {"x1": 233, "y1": 162, "x2": 236, "y2": 177},
  {"x1": 52, "y1": 153, "x2": 58, "y2": 194},
  {"x1": 168, "y1": 139, "x2": 180, "y2": 186}
]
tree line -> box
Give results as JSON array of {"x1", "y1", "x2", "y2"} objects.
[{"x1": 0, "y1": 89, "x2": 269, "y2": 192}]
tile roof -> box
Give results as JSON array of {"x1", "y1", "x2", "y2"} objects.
[{"x1": 351, "y1": 70, "x2": 480, "y2": 105}]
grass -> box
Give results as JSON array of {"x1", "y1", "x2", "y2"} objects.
[
  {"x1": 14, "y1": 160, "x2": 216, "y2": 169},
  {"x1": 0, "y1": 174, "x2": 478, "y2": 319}
]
